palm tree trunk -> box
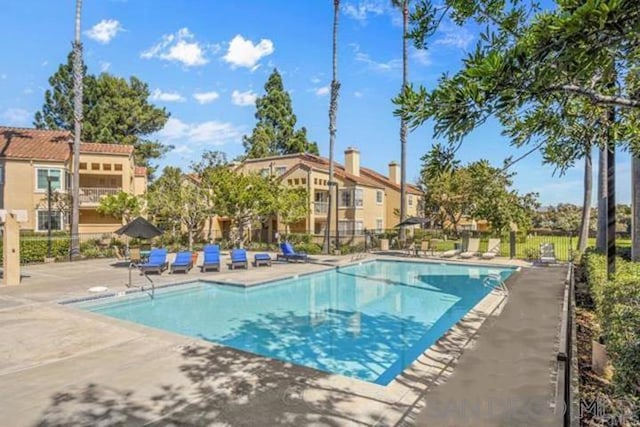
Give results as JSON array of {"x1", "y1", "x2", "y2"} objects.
[
  {"x1": 632, "y1": 154, "x2": 640, "y2": 261},
  {"x1": 596, "y1": 146, "x2": 607, "y2": 251},
  {"x1": 323, "y1": 0, "x2": 340, "y2": 254},
  {"x1": 70, "y1": 0, "x2": 83, "y2": 259},
  {"x1": 399, "y1": 0, "x2": 409, "y2": 243},
  {"x1": 578, "y1": 150, "x2": 592, "y2": 252}
]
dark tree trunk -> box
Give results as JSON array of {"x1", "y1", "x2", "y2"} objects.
[
  {"x1": 70, "y1": 0, "x2": 83, "y2": 259},
  {"x1": 596, "y1": 147, "x2": 607, "y2": 251},
  {"x1": 578, "y1": 150, "x2": 592, "y2": 252}
]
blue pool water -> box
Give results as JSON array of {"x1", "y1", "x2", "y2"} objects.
[{"x1": 77, "y1": 260, "x2": 514, "y2": 385}]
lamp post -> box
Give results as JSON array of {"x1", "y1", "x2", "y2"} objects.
[{"x1": 46, "y1": 174, "x2": 59, "y2": 258}]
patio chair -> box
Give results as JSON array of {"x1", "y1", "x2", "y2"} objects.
[
  {"x1": 170, "y1": 251, "x2": 193, "y2": 274},
  {"x1": 277, "y1": 242, "x2": 309, "y2": 263},
  {"x1": 419, "y1": 240, "x2": 430, "y2": 256},
  {"x1": 201, "y1": 245, "x2": 220, "y2": 272},
  {"x1": 138, "y1": 248, "x2": 168, "y2": 274},
  {"x1": 460, "y1": 238, "x2": 481, "y2": 259},
  {"x1": 481, "y1": 238, "x2": 501, "y2": 260},
  {"x1": 253, "y1": 253, "x2": 272, "y2": 267},
  {"x1": 229, "y1": 248, "x2": 248, "y2": 270},
  {"x1": 539, "y1": 243, "x2": 557, "y2": 265},
  {"x1": 112, "y1": 246, "x2": 126, "y2": 261}
]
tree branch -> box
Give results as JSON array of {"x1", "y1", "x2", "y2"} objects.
[{"x1": 547, "y1": 84, "x2": 640, "y2": 108}]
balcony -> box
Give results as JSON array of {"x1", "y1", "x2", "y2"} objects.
[
  {"x1": 79, "y1": 187, "x2": 121, "y2": 205},
  {"x1": 314, "y1": 202, "x2": 329, "y2": 215}
]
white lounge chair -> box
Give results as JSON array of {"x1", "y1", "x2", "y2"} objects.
[
  {"x1": 539, "y1": 243, "x2": 557, "y2": 264},
  {"x1": 460, "y1": 238, "x2": 480, "y2": 258},
  {"x1": 441, "y1": 248, "x2": 461, "y2": 258},
  {"x1": 481, "y1": 238, "x2": 501, "y2": 259}
]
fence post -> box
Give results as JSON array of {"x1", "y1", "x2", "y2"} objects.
[{"x1": 509, "y1": 231, "x2": 516, "y2": 259}]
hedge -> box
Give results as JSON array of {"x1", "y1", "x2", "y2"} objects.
[{"x1": 584, "y1": 251, "x2": 640, "y2": 396}]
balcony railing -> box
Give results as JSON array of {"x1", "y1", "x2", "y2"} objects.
[
  {"x1": 79, "y1": 187, "x2": 121, "y2": 205},
  {"x1": 314, "y1": 202, "x2": 329, "y2": 214}
]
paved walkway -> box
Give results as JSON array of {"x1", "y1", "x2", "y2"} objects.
[
  {"x1": 0, "y1": 255, "x2": 566, "y2": 426},
  {"x1": 414, "y1": 266, "x2": 566, "y2": 426}
]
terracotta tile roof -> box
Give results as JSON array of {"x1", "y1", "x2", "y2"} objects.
[
  {"x1": 0, "y1": 127, "x2": 71, "y2": 161},
  {"x1": 294, "y1": 153, "x2": 385, "y2": 188},
  {"x1": 360, "y1": 166, "x2": 423, "y2": 195},
  {"x1": 134, "y1": 166, "x2": 147, "y2": 177},
  {"x1": 0, "y1": 127, "x2": 134, "y2": 162},
  {"x1": 80, "y1": 142, "x2": 133, "y2": 155}
]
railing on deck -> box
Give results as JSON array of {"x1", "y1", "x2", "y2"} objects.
[{"x1": 79, "y1": 187, "x2": 121, "y2": 204}]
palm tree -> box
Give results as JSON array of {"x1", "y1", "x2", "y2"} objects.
[
  {"x1": 70, "y1": 0, "x2": 83, "y2": 259},
  {"x1": 323, "y1": 0, "x2": 340, "y2": 254},
  {"x1": 392, "y1": 0, "x2": 410, "y2": 242}
]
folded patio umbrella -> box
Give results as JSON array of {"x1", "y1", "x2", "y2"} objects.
[
  {"x1": 115, "y1": 217, "x2": 163, "y2": 239},
  {"x1": 394, "y1": 217, "x2": 429, "y2": 228}
]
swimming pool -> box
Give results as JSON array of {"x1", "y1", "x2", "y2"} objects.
[{"x1": 75, "y1": 260, "x2": 515, "y2": 385}]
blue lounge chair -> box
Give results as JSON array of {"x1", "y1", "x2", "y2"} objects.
[
  {"x1": 253, "y1": 253, "x2": 272, "y2": 267},
  {"x1": 201, "y1": 245, "x2": 220, "y2": 272},
  {"x1": 170, "y1": 251, "x2": 193, "y2": 274},
  {"x1": 229, "y1": 248, "x2": 248, "y2": 270},
  {"x1": 277, "y1": 242, "x2": 308, "y2": 263},
  {"x1": 138, "y1": 248, "x2": 168, "y2": 274}
]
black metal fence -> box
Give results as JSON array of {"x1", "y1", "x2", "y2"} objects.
[{"x1": 1, "y1": 227, "x2": 619, "y2": 265}]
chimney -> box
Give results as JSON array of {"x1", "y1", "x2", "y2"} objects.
[
  {"x1": 344, "y1": 147, "x2": 360, "y2": 176},
  {"x1": 389, "y1": 161, "x2": 400, "y2": 184}
]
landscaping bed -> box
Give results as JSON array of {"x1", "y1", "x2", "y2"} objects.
[{"x1": 576, "y1": 253, "x2": 640, "y2": 426}]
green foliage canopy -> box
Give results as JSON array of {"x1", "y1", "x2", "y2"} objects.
[
  {"x1": 243, "y1": 69, "x2": 319, "y2": 158},
  {"x1": 34, "y1": 52, "x2": 171, "y2": 175}
]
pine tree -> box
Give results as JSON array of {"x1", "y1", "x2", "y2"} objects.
[
  {"x1": 34, "y1": 52, "x2": 170, "y2": 174},
  {"x1": 243, "y1": 69, "x2": 318, "y2": 158}
]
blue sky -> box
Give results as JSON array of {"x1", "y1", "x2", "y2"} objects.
[{"x1": 0, "y1": 0, "x2": 632, "y2": 205}]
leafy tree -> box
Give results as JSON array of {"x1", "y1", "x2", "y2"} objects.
[
  {"x1": 243, "y1": 69, "x2": 318, "y2": 158},
  {"x1": 419, "y1": 148, "x2": 538, "y2": 234},
  {"x1": 97, "y1": 192, "x2": 142, "y2": 223},
  {"x1": 275, "y1": 186, "x2": 310, "y2": 235},
  {"x1": 190, "y1": 149, "x2": 228, "y2": 174},
  {"x1": 34, "y1": 53, "x2": 171, "y2": 175},
  {"x1": 203, "y1": 168, "x2": 275, "y2": 246}
]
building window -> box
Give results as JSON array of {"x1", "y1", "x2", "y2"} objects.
[
  {"x1": 294, "y1": 178, "x2": 299, "y2": 185},
  {"x1": 91, "y1": 163, "x2": 100, "y2": 171},
  {"x1": 260, "y1": 168, "x2": 269, "y2": 177},
  {"x1": 79, "y1": 162, "x2": 87, "y2": 170},
  {"x1": 275, "y1": 166, "x2": 287, "y2": 176},
  {"x1": 36, "y1": 168, "x2": 63, "y2": 191},
  {"x1": 103, "y1": 163, "x2": 112, "y2": 171},
  {"x1": 301, "y1": 178, "x2": 306, "y2": 185},
  {"x1": 408, "y1": 195, "x2": 413, "y2": 206},
  {"x1": 355, "y1": 188, "x2": 364, "y2": 207},
  {"x1": 0, "y1": 164, "x2": 4, "y2": 185},
  {"x1": 338, "y1": 220, "x2": 364, "y2": 235},
  {"x1": 114, "y1": 164, "x2": 123, "y2": 171},
  {"x1": 339, "y1": 189, "x2": 352, "y2": 207},
  {"x1": 376, "y1": 190, "x2": 383, "y2": 204},
  {"x1": 36, "y1": 210, "x2": 63, "y2": 232},
  {"x1": 376, "y1": 218, "x2": 384, "y2": 233}
]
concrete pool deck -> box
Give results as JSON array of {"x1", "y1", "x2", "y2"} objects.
[{"x1": 0, "y1": 254, "x2": 565, "y2": 426}]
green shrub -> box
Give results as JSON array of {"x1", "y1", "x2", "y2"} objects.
[
  {"x1": 583, "y1": 251, "x2": 640, "y2": 396},
  {"x1": 294, "y1": 242, "x2": 322, "y2": 255},
  {"x1": 286, "y1": 233, "x2": 313, "y2": 245}
]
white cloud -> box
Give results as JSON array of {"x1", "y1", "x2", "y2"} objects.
[
  {"x1": 85, "y1": 19, "x2": 123, "y2": 44},
  {"x1": 411, "y1": 48, "x2": 431, "y2": 66},
  {"x1": 315, "y1": 85, "x2": 330, "y2": 96},
  {"x1": 0, "y1": 74, "x2": 6, "y2": 79},
  {"x1": 342, "y1": 1, "x2": 386, "y2": 22},
  {"x1": 223, "y1": 35, "x2": 274, "y2": 70},
  {"x1": 2, "y1": 108, "x2": 31, "y2": 126},
  {"x1": 351, "y1": 43, "x2": 401, "y2": 73},
  {"x1": 159, "y1": 117, "x2": 243, "y2": 146},
  {"x1": 310, "y1": 76, "x2": 322, "y2": 84},
  {"x1": 354, "y1": 91, "x2": 364, "y2": 98},
  {"x1": 99, "y1": 61, "x2": 111, "y2": 72},
  {"x1": 193, "y1": 91, "x2": 220, "y2": 104},
  {"x1": 231, "y1": 89, "x2": 257, "y2": 107},
  {"x1": 433, "y1": 25, "x2": 474, "y2": 50},
  {"x1": 151, "y1": 89, "x2": 185, "y2": 102},
  {"x1": 141, "y1": 28, "x2": 210, "y2": 67}
]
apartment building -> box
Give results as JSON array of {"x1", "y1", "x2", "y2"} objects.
[
  {"x1": 0, "y1": 126, "x2": 147, "y2": 233},
  {"x1": 233, "y1": 147, "x2": 423, "y2": 238}
]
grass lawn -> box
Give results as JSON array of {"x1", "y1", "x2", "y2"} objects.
[{"x1": 429, "y1": 235, "x2": 631, "y2": 262}]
